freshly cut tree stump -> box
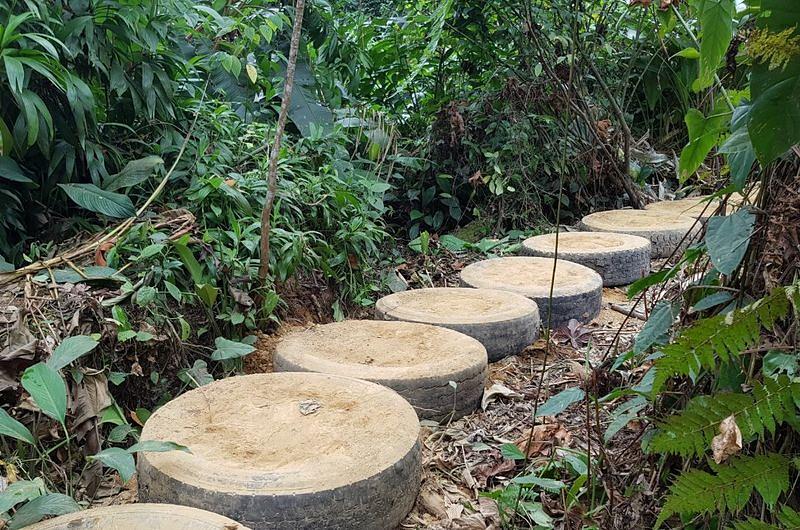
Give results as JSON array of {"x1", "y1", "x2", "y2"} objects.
[
  {"x1": 375, "y1": 287, "x2": 540, "y2": 362},
  {"x1": 580, "y1": 209, "x2": 700, "y2": 258},
  {"x1": 520, "y1": 232, "x2": 651, "y2": 287},
  {"x1": 459, "y1": 257, "x2": 602, "y2": 329},
  {"x1": 138, "y1": 373, "x2": 421, "y2": 530},
  {"x1": 28, "y1": 504, "x2": 249, "y2": 529},
  {"x1": 274, "y1": 320, "x2": 487, "y2": 421},
  {"x1": 645, "y1": 196, "x2": 719, "y2": 219}
]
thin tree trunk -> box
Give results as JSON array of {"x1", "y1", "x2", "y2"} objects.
[{"x1": 258, "y1": 0, "x2": 306, "y2": 283}]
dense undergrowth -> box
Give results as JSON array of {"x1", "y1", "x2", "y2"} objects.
[{"x1": 1, "y1": 0, "x2": 799, "y2": 528}]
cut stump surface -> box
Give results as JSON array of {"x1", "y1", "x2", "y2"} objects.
[
  {"x1": 459, "y1": 256, "x2": 602, "y2": 329},
  {"x1": 375, "y1": 287, "x2": 540, "y2": 362},
  {"x1": 274, "y1": 320, "x2": 487, "y2": 421},
  {"x1": 137, "y1": 373, "x2": 421, "y2": 530}
]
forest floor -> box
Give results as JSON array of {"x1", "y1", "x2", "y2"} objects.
[{"x1": 243, "y1": 249, "x2": 658, "y2": 530}]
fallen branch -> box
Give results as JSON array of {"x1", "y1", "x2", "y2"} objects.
[{"x1": 609, "y1": 303, "x2": 647, "y2": 321}]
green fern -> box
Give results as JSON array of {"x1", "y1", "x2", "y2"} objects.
[
  {"x1": 730, "y1": 506, "x2": 800, "y2": 530},
  {"x1": 651, "y1": 375, "x2": 800, "y2": 457},
  {"x1": 656, "y1": 453, "x2": 791, "y2": 528},
  {"x1": 653, "y1": 286, "x2": 793, "y2": 392}
]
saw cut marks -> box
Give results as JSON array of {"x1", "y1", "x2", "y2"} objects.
[
  {"x1": 520, "y1": 232, "x2": 651, "y2": 286},
  {"x1": 137, "y1": 373, "x2": 421, "y2": 530},
  {"x1": 459, "y1": 256, "x2": 602, "y2": 329},
  {"x1": 580, "y1": 208, "x2": 700, "y2": 258},
  {"x1": 375, "y1": 287, "x2": 540, "y2": 361},
  {"x1": 274, "y1": 320, "x2": 487, "y2": 421}
]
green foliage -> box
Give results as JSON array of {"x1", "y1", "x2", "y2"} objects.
[
  {"x1": 705, "y1": 209, "x2": 756, "y2": 275},
  {"x1": 536, "y1": 387, "x2": 585, "y2": 418},
  {"x1": 651, "y1": 375, "x2": 799, "y2": 458},
  {"x1": 20, "y1": 363, "x2": 67, "y2": 426},
  {"x1": 656, "y1": 453, "x2": 791, "y2": 528},
  {"x1": 747, "y1": 0, "x2": 800, "y2": 164},
  {"x1": 693, "y1": 0, "x2": 736, "y2": 91},
  {"x1": 730, "y1": 506, "x2": 800, "y2": 530},
  {"x1": 47, "y1": 335, "x2": 99, "y2": 371},
  {"x1": 652, "y1": 285, "x2": 795, "y2": 392}
]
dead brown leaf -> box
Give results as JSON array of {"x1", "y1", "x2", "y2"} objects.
[
  {"x1": 514, "y1": 423, "x2": 572, "y2": 458},
  {"x1": 711, "y1": 414, "x2": 742, "y2": 464},
  {"x1": 481, "y1": 383, "x2": 522, "y2": 410},
  {"x1": 473, "y1": 458, "x2": 516, "y2": 487}
]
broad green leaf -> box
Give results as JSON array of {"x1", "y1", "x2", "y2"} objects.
[
  {"x1": 689, "y1": 291, "x2": 734, "y2": 313},
  {"x1": 439, "y1": 234, "x2": 468, "y2": 251},
  {"x1": 164, "y1": 281, "x2": 182, "y2": 302},
  {"x1": 127, "y1": 440, "x2": 191, "y2": 454},
  {"x1": 749, "y1": 57, "x2": 800, "y2": 164},
  {"x1": 501, "y1": 443, "x2": 526, "y2": 460},
  {"x1": 58, "y1": 184, "x2": 135, "y2": 218},
  {"x1": 179, "y1": 360, "x2": 212, "y2": 388},
  {"x1": 604, "y1": 397, "x2": 647, "y2": 442},
  {"x1": 511, "y1": 475, "x2": 566, "y2": 492},
  {"x1": 0, "y1": 156, "x2": 33, "y2": 183},
  {"x1": 89, "y1": 447, "x2": 136, "y2": 482},
  {"x1": 675, "y1": 47, "x2": 700, "y2": 59},
  {"x1": 0, "y1": 407, "x2": 35, "y2": 444},
  {"x1": 535, "y1": 387, "x2": 585, "y2": 417},
  {"x1": 173, "y1": 242, "x2": 204, "y2": 284},
  {"x1": 693, "y1": 0, "x2": 735, "y2": 91},
  {"x1": 21, "y1": 363, "x2": 67, "y2": 425},
  {"x1": 748, "y1": 0, "x2": 800, "y2": 163},
  {"x1": 211, "y1": 337, "x2": 255, "y2": 361},
  {"x1": 195, "y1": 283, "x2": 218, "y2": 308},
  {"x1": 104, "y1": 156, "x2": 164, "y2": 192},
  {"x1": 47, "y1": 335, "x2": 99, "y2": 371},
  {"x1": 107, "y1": 423, "x2": 136, "y2": 443},
  {"x1": 705, "y1": 208, "x2": 756, "y2": 274},
  {"x1": 763, "y1": 350, "x2": 798, "y2": 378},
  {"x1": 634, "y1": 301, "x2": 676, "y2": 354},
  {"x1": 7, "y1": 493, "x2": 80, "y2": 530},
  {"x1": 679, "y1": 108, "x2": 728, "y2": 181},
  {"x1": 135, "y1": 286, "x2": 157, "y2": 306},
  {"x1": 718, "y1": 103, "x2": 756, "y2": 190},
  {"x1": 0, "y1": 478, "x2": 45, "y2": 513}
]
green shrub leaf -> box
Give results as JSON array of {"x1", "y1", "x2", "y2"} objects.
[
  {"x1": 705, "y1": 209, "x2": 756, "y2": 275},
  {"x1": 21, "y1": 363, "x2": 67, "y2": 425},
  {"x1": 127, "y1": 440, "x2": 191, "y2": 454},
  {"x1": 535, "y1": 387, "x2": 585, "y2": 417},
  {"x1": 7, "y1": 493, "x2": 81, "y2": 530},
  {"x1": 47, "y1": 335, "x2": 99, "y2": 371},
  {"x1": 212, "y1": 337, "x2": 255, "y2": 361},
  {"x1": 89, "y1": 447, "x2": 136, "y2": 482},
  {"x1": 58, "y1": 183, "x2": 136, "y2": 218},
  {"x1": 0, "y1": 407, "x2": 35, "y2": 444},
  {"x1": 0, "y1": 478, "x2": 46, "y2": 513}
]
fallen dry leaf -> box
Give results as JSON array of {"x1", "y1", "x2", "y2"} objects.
[
  {"x1": 481, "y1": 383, "x2": 522, "y2": 410},
  {"x1": 419, "y1": 489, "x2": 448, "y2": 519},
  {"x1": 514, "y1": 423, "x2": 572, "y2": 458},
  {"x1": 711, "y1": 414, "x2": 742, "y2": 464},
  {"x1": 473, "y1": 458, "x2": 516, "y2": 487}
]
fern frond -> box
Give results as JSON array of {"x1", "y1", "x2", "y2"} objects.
[
  {"x1": 731, "y1": 520, "x2": 781, "y2": 530},
  {"x1": 656, "y1": 453, "x2": 791, "y2": 529},
  {"x1": 731, "y1": 520, "x2": 780, "y2": 530},
  {"x1": 651, "y1": 375, "x2": 799, "y2": 457},
  {"x1": 653, "y1": 287, "x2": 791, "y2": 392},
  {"x1": 729, "y1": 506, "x2": 800, "y2": 530}
]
